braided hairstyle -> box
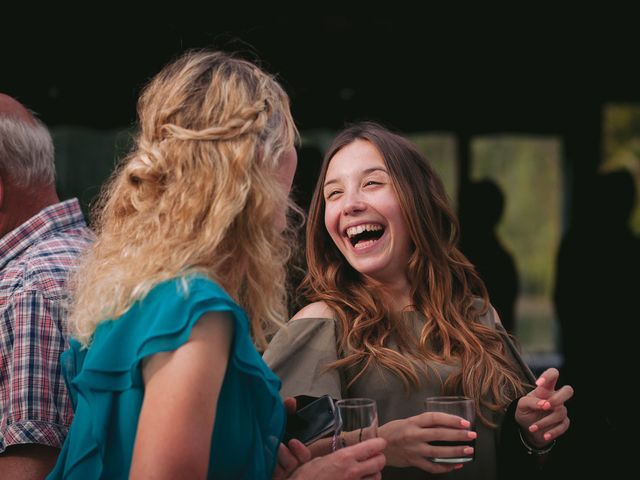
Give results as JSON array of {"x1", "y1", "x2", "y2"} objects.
[{"x1": 70, "y1": 50, "x2": 298, "y2": 348}]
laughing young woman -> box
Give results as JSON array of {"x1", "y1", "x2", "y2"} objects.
[{"x1": 264, "y1": 122, "x2": 573, "y2": 479}]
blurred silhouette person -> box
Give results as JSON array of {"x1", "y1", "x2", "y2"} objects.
[
  {"x1": 554, "y1": 168, "x2": 639, "y2": 476},
  {"x1": 460, "y1": 179, "x2": 519, "y2": 334}
]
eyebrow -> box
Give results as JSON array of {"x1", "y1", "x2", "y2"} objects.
[{"x1": 323, "y1": 167, "x2": 388, "y2": 188}]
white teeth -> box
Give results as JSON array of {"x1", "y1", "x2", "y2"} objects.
[
  {"x1": 346, "y1": 223, "x2": 383, "y2": 238},
  {"x1": 354, "y1": 239, "x2": 377, "y2": 250}
]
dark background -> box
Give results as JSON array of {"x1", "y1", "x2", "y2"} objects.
[
  {"x1": 3, "y1": 14, "x2": 638, "y2": 134},
  {"x1": 2, "y1": 13, "x2": 637, "y2": 476},
  {"x1": 4, "y1": 13, "x2": 638, "y2": 187}
]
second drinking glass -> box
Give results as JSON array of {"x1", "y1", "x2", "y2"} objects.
[{"x1": 333, "y1": 398, "x2": 378, "y2": 450}]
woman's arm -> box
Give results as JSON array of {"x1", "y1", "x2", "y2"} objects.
[
  {"x1": 0, "y1": 445, "x2": 59, "y2": 480},
  {"x1": 130, "y1": 311, "x2": 233, "y2": 479}
]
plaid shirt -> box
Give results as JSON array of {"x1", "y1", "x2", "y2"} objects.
[{"x1": 0, "y1": 199, "x2": 93, "y2": 452}]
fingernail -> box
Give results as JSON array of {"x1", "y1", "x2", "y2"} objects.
[
  {"x1": 544, "y1": 433, "x2": 552, "y2": 441},
  {"x1": 537, "y1": 400, "x2": 546, "y2": 407},
  {"x1": 536, "y1": 377, "x2": 546, "y2": 386},
  {"x1": 468, "y1": 431, "x2": 477, "y2": 439},
  {"x1": 463, "y1": 447, "x2": 474, "y2": 454},
  {"x1": 529, "y1": 424, "x2": 539, "y2": 432},
  {"x1": 460, "y1": 419, "x2": 471, "y2": 428},
  {"x1": 543, "y1": 401, "x2": 551, "y2": 410}
]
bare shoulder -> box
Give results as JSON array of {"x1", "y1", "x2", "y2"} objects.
[
  {"x1": 489, "y1": 304, "x2": 503, "y2": 326},
  {"x1": 291, "y1": 301, "x2": 334, "y2": 321}
]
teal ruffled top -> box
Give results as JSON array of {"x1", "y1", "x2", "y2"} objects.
[{"x1": 47, "y1": 276, "x2": 285, "y2": 479}]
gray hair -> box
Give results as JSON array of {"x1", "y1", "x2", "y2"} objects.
[{"x1": 0, "y1": 114, "x2": 55, "y2": 187}]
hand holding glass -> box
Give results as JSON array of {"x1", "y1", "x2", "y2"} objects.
[
  {"x1": 333, "y1": 398, "x2": 378, "y2": 450},
  {"x1": 424, "y1": 396, "x2": 475, "y2": 464}
]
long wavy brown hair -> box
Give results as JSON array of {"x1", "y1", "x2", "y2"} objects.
[
  {"x1": 70, "y1": 50, "x2": 299, "y2": 351},
  {"x1": 301, "y1": 122, "x2": 527, "y2": 425}
]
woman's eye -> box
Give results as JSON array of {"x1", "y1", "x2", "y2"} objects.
[
  {"x1": 326, "y1": 190, "x2": 340, "y2": 199},
  {"x1": 364, "y1": 180, "x2": 380, "y2": 187}
]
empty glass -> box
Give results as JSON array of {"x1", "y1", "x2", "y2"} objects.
[{"x1": 333, "y1": 398, "x2": 378, "y2": 450}]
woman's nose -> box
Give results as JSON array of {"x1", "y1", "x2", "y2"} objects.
[{"x1": 342, "y1": 190, "x2": 366, "y2": 215}]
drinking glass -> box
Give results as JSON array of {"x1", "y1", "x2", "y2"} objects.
[
  {"x1": 333, "y1": 398, "x2": 378, "y2": 450},
  {"x1": 424, "y1": 395, "x2": 475, "y2": 463}
]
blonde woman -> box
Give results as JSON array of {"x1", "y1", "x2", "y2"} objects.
[
  {"x1": 47, "y1": 52, "x2": 385, "y2": 480},
  {"x1": 265, "y1": 122, "x2": 573, "y2": 479}
]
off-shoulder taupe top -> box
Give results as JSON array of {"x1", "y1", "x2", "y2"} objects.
[{"x1": 263, "y1": 307, "x2": 535, "y2": 480}]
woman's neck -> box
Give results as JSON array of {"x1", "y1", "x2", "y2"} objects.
[
  {"x1": 365, "y1": 275, "x2": 414, "y2": 312},
  {"x1": 386, "y1": 291, "x2": 414, "y2": 312}
]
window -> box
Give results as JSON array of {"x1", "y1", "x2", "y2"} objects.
[{"x1": 471, "y1": 136, "x2": 563, "y2": 359}]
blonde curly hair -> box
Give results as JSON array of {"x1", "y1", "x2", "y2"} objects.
[{"x1": 70, "y1": 50, "x2": 299, "y2": 350}]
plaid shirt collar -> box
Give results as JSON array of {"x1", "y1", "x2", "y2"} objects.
[{"x1": 0, "y1": 198, "x2": 87, "y2": 271}]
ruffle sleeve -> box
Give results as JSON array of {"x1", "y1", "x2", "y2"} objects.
[
  {"x1": 48, "y1": 276, "x2": 283, "y2": 479},
  {"x1": 263, "y1": 317, "x2": 344, "y2": 400}
]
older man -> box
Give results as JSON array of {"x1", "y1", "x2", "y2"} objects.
[{"x1": 0, "y1": 94, "x2": 93, "y2": 479}]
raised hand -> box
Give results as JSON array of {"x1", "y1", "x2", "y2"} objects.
[
  {"x1": 515, "y1": 368, "x2": 574, "y2": 448},
  {"x1": 378, "y1": 411, "x2": 475, "y2": 474}
]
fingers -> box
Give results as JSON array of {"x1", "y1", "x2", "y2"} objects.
[
  {"x1": 284, "y1": 396, "x2": 297, "y2": 414},
  {"x1": 346, "y1": 437, "x2": 387, "y2": 461},
  {"x1": 546, "y1": 385, "x2": 574, "y2": 406},
  {"x1": 518, "y1": 394, "x2": 547, "y2": 414},
  {"x1": 521, "y1": 384, "x2": 574, "y2": 414},
  {"x1": 524, "y1": 415, "x2": 570, "y2": 447},
  {"x1": 413, "y1": 411, "x2": 472, "y2": 429},
  {"x1": 529, "y1": 405, "x2": 567, "y2": 430},
  {"x1": 287, "y1": 439, "x2": 312, "y2": 464},
  {"x1": 316, "y1": 440, "x2": 385, "y2": 479},
  {"x1": 276, "y1": 443, "x2": 301, "y2": 477},
  {"x1": 525, "y1": 381, "x2": 574, "y2": 414},
  {"x1": 542, "y1": 416, "x2": 570, "y2": 441},
  {"x1": 534, "y1": 368, "x2": 560, "y2": 398},
  {"x1": 528, "y1": 405, "x2": 567, "y2": 438},
  {"x1": 393, "y1": 429, "x2": 475, "y2": 461},
  {"x1": 411, "y1": 456, "x2": 465, "y2": 474},
  {"x1": 275, "y1": 440, "x2": 312, "y2": 479},
  {"x1": 518, "y1": 379, "x2": 573, "y2": 444},
  {"x1": 291, "y1": 448, "x2": 385, "y2": 480},
  {"x1": 392, "y1": 423, "x2": 473, "y2": 475},
  {"x1": 420, "y1": 428, "x2": 477, "y2": 444},
  {"x1": 356, "y1": 452, "x2": 386, "y2": 477},
  {"x1": 425, "y1": 444, "x2": 474, "y2": 461}
]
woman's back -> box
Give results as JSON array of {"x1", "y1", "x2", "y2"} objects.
[{"x1": 49, "y1": 276, "x2": 285, "y2": 479}]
